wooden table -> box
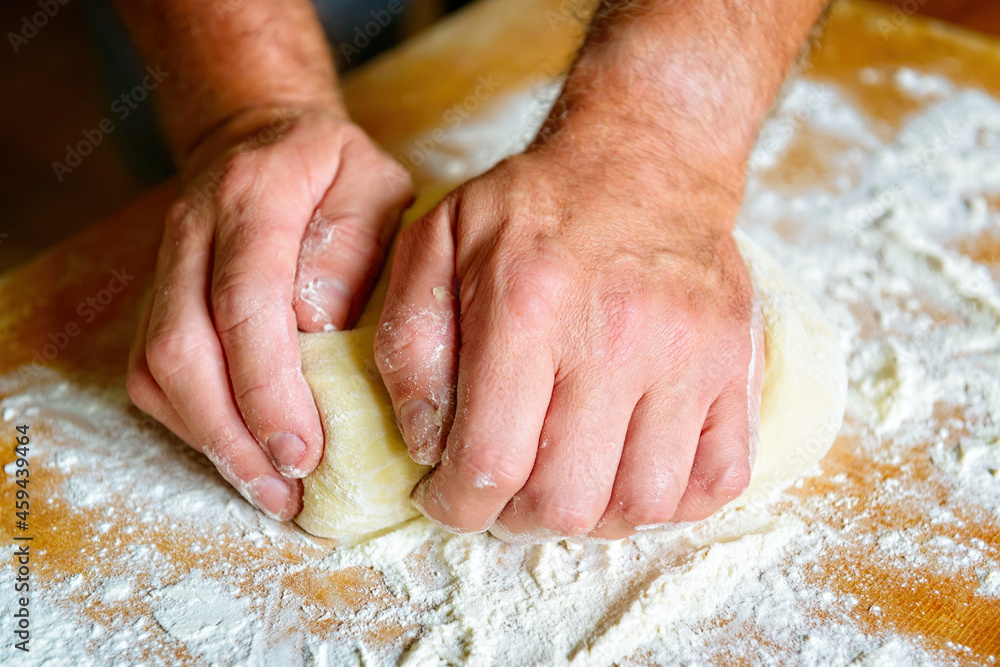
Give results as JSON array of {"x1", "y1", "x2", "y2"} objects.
[{"x1": 1, "y1": 0, "x2": 999, "y2": 662}]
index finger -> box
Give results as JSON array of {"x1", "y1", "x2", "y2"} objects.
[
  {"x1": 210, "y1": 162, "x2": 325, "y2": 478},
  {"x1": 411, "y1": 284, "x2": 556, "y2": 534}
]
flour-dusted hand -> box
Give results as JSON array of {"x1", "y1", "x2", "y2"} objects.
[
  {"x1": 114, "y1": 0, "x2": 413, "y2": 520},
  {"x1": 376, "y1": 136, "x2": 760, "y2": 540},
  {"x1": 375, "y1": 0, "x2": 831, "y2": 539},
  {"x1": 127, "y1": 107, "x2": 410, "y2": 520}
]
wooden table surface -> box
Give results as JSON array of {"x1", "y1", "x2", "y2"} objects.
[{"x1": 1, "y1": 0, "x2": 999, "y2": 662}]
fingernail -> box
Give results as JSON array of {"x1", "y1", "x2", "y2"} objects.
[
  {"x1": 265, "y1": 431, "x2": 307, "y2": 476},
  {"x1": 399, "y1": 399, "x2": 439, "y2": 462},
  {"x1": 300, "y1": 277, "x2": 351, "y2": 330},
  {"x1": 248, "y1": 476, "x2": 293, "y2": 520}
]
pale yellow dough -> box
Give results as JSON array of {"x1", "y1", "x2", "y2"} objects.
[
  {"x1": 294, "y1": 187, "x2": 847, "y2": 542},
  {"x1": 296, "y1": 325, "x2": 431, "y2": 541},
  {"x1": 730, "y1": 231, "x2": 848, "y2": 512},
  {"x1": 295, "y1": 188, "x2": 446, "y2": 542}
]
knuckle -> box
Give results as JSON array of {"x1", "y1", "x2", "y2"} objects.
[
  {"x1": 677, "y1": 461, "x2": 752, "y2": 523},
  {"x1": 534, "y1": 496, "x2": 601, "y2": 536},
  {"x1": 145, "y1": 330, "x2": 210, "y2": 392},
  {"x1": 144, "y1": 331, "x2": 183, "y2": 379},
  {"x1": 449, "y1": 438, "x2": 528, "y2": 494},
  {"x1": 620, "y1": 492, "x2": 678, "y2": 528},
  {"x1": 211, "y1": 274, "x2": 268, "y2": 334},
  {"x1": 374, "y1": 317, "x2": 423, "y2": 376},
  {"x1": 232, "y1": 378, "x2": 272, "y2": 406},
  {"x1": 620, "y1": 467, "x2": 686, "y2": 527},
  {"x1": 374, "y1": 309, "x2": 454, "y2": 378},
  {"x1": 503, "y1": 261, "x2": 566, "y2": 333},
  {"x1": 229, "y1": 359, "x2": 304, "y2": 411},
  {"x1": 706, "y1": 463, "x2": 752, "y2": 503},
  {"x1": 372, "y1": 319, "x2": 406, "y2": 374}
]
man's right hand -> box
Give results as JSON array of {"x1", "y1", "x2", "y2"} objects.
[{"x1": 126, "y1": 106, "x2": 412, "y2": 519}]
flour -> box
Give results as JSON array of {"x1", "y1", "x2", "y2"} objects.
[
  {"x1": 981, "y1": 570, "x2": 1000, "y2": 596},
  {"x1": 397, "y1": 79, "x2": 561, "y2": 184},
  {"x1": 2, "y1": 64, "x2": 1000, "y2": 665},
  {"x1": 151, "y1": 571, "x2": 250, "y2": 659}
]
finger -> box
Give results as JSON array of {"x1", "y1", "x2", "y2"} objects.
[
  {"x1": 409, "y1": 286, "x2": 557, "y2": 533},
  {"x1": 374, "y1": 206, "x2": 459, "y2": 465},
  {"x1": 295, "y1": 145, "x2": 412, "y2": 332},
  {"x1": 126, "y1": 292, "x2": 196, "y2": 445},
  {"x1": 590, "y1": 389, "x2": 706, "y2": 540},
  {"x1": 210, "y1": 163, "x2": 324, "y2": 478},
  {"x1": 671, "y1": 380, "x2": 756, "y2": 523},
  {"x1": 672, "y1": 303, "x2": 763, "y2": 523},
  {"x1": 146, "y1": 203, "x2": 300, "y2": 519},
  {"x1": 492, "y1": 374, "x2": 636, "y2": 542}
]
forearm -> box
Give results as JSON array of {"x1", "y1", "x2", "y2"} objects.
[
  {"x1": 539, "y1": 0, "x2": 830, "y2": 195},
  {"x1": 112, "y1": 0, "x2": 342, "y2": 168}
]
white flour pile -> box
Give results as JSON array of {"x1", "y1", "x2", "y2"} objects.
[{"x1": 2, "y1": 67, "x2": 1000, "y2": 665}]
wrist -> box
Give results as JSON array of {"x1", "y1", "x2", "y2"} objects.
[
  {"x1": 525, "y1": 109, "x2": 745, "y2": 236},
  {"x1": 111, "y1": 0, "x2": 345, "y2": 168},
  {"x1": 532, "y1": 98, "x2": 748, "y2": 211},
  {"x1": 543, "y1": 45, "x2": 762, "y2": 173},
  {"x1": 538, "y1": 0, "x2": 827, "y2": 180}
]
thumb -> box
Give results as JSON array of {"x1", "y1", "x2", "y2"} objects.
[
  {"x1": 374, "y1": 203, "x2": 459, "y2": 465},
  {"x1": 294, "y1": 145, "x2": 412, "y2": 332}
]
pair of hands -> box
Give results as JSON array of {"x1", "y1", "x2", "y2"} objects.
[{"x1": 126, "y1": 104, "x2": 762, "y2": 542}]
